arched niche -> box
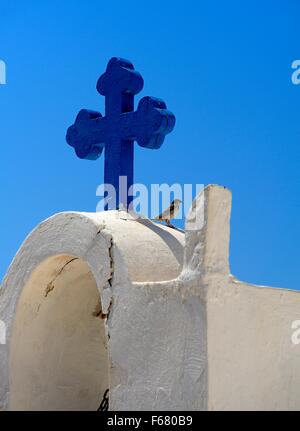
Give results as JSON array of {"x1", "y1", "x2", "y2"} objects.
[
  {"x1": 9, "y1": 254, "x2": 109, "y2": 411},
  {"x1": 0, "y1": 210, "x2": 185, "y2": 411}
]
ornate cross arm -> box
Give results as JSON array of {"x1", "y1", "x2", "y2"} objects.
[{"x1": 66, "y1": 96, "x2": 175, "y2": 159}]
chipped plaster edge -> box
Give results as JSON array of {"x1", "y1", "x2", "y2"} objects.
[{"x1": 0, "y1": 212, "x2": 119, "y2": 410}]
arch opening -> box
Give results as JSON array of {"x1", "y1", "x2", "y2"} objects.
[{"x1": 9, "y1": 254, "x2": 109, "y2": 411}]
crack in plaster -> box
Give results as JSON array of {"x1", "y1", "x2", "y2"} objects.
[
  {"x1": 92, "y1": 230, "x2": 114, "y2": 321},
  {"x1": 44, "y1": 257, "x2": 78, "y2": 297}
]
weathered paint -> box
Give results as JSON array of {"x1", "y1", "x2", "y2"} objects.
[{"x1": 66, "y1": 58, "x2": 175, "y2": 209}]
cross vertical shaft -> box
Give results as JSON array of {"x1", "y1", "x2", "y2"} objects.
[
  {"x1": 66, "y1": 57, "x2": 176, "y2": 211},
  {"x1": 104, "y1": 92, "x2": 134, "y2": 209}
]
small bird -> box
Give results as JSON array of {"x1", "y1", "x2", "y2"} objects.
[{"x1": 155, "y1": 199, "x2": 182, "y2": 227}]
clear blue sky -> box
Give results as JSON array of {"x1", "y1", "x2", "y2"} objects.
[{"x1": 0, "y1": 0, "x2": 299, "y2": 289}]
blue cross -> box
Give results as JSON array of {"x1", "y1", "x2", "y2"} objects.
[{"x1": 66, "y1": 57, "x2": 175, "y2": 210}]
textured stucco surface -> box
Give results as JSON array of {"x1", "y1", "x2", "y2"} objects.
[
  {"x1": 0, "y1": 210, "x2": 186, "y2": 410},
  {"x1": 0, "y1": 185, "x2": 299, "y2": 411},
  {"x1": 10, "y1": 257, "x2": 109, "y2": 411},
  {"x1": 192, "y1": 186, "x2": 300, "y2": 410},
  {"x1": 207, "y1": 279, "x2": 300, "y2": 410}
]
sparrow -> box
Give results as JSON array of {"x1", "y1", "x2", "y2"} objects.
[{"x1": 155, "y1": 199, "x2": 182, "y2": 227}]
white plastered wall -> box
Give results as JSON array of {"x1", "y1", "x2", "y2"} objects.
[
  {"x1": 188, "y1": 186, "x2": 300, "y2": 410},
  {"x1": 0, "y1": 185, "x2": 299, "y2": 411}
]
